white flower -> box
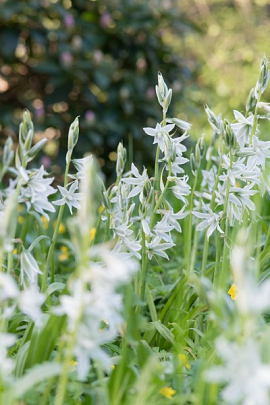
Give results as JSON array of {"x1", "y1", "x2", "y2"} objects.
[
  {"x1": 193, "y1": 208, "x2": 224, "y2": 240},
  {"x1": 205, "y1": 338, "x2": 270, "y2": 405},
  {"x1": 242, "y1": 136, "x2": 270, "y2": 170},
  {"x1": 0, "y1": 273, "x2": 18, "y2": 301},
  {"x1": 20, "y1": 249, "x2": 42, "y2": 286},
  {"x1": 201, "y1": 166, "x2": 217, "y2": 190},
  {"x1": 70, "y1": 155, "x2": 93, "y2": 181},
  {"x1": 143, "y1": 123, "x2": 175, "y2": 152},
  {"x1": 153, "y1": 215, "x2": 174, "y2": 243},
  {"x1": 18, "y1": 285, "x2": 45, "y2": 324},
  {"x1": 169, "y1": 175, "x2": 191, "y2": 205},
  {"x1": 157, "y1": 205, "x2": 188, "y2": 233},
  {"x1": 0, "y1": 333, "x2": 17, "y2": 381},
  {"x1": 121, "y1": 163, "x2": 148, "y2": 203},
  {"x1": 146, "y1": 236, "x2": 175, "y2": 260},
  {"x1": 231, "y1": 110, "x2": 254, "y2": 147},
  {"x1": 171, "y1": 132, "x2": 189, "y2": 155},
  {"x1": 53, "y1": 180, "x2": 83, "y2": 214},
  {"x1": 19, "y1": 165, "x2": 56, "y2": 220}
]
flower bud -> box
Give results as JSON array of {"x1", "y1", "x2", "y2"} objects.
[
  {"x1": 19, "y1": 110, "x2": 34, "y2": 144},
  {"x1": 155, "y1": 72, "x2": 172, "y2": 111},
  {"x1": 255, "y1": 55, "x2": 269, "y2": 98},
  {"x1": 223, "y1": 119, "x2": 236, "y2": 150},
  {"x1": 246, "y1": 88, "x2": 257, "y2": 114},
  {"x1": 205, "y1": 105, "x2": 222, "y2": 134},
  {"x1": 26, "y1": 138, "x2": 47, "y2": 162},
  {"x1": 190, "y1": 152, "x2": 198, "y2": 174},
  {"x1": 3, "y1": 137, "x2": 14, "y2": 168},
  {"x1": 116, "y1": 142, "x2": 127, "y2": 178},
  {"x1": 67, "y1": 116, "x2": 79, "y2": 152}
]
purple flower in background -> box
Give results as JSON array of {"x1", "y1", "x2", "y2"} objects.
[
  {"x1": 85, "y1": 110, "x2": 96, "y2": 123},
  {"x1": 64, "y1": 14, "x2": 75, "y2": 28},
  {"x1": 40, "y1": 156, "x2": 51, "y2": 170},
  {"x1": 100, "y1": 12, "x2": 112, "y2": 28},
  {"x1": 60, "y1": 51, "x2": 73, "y2": 66}
]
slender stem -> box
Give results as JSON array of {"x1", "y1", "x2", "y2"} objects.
[
  {"x1": 250, "y1": 88, "x2": 261, "y2": 145},
  {"x1": 42, "y1": 161, "x2": 70, "y2": 292},
  {"x1": 186, "y1": 170, "x2": 199, "y2": 273},
  {"x1": 201, "y1": 155, "x2": 223, "y2": 276},
  {"x1": 136, "y1": 228, "x2": 147, "y2": 312},
  {"x1": 220, "y1": 151, "x2": 233, "y2": 285}
]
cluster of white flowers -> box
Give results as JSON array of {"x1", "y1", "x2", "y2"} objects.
[
  {"x1": 101, "y1": 73, "x2": 191, "y2": 263},
  {"x1": 193, "y1": 56, "x2": 270, "y2": 236}
]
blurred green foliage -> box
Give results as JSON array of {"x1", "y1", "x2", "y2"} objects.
[
  {"x1": 178, "y1": 0, "x2": 270, "y2": 139},
  {"x1": 0, "y1": 0, "x2": 193, "y2": 175}
]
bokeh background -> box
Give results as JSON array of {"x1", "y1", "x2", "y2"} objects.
[{"x1": 0, "y1": 0, "x2": 270, "y2": 179}]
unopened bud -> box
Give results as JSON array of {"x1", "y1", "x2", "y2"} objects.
[
  {"x1": 67, "y1": 116, "x2": 79, "y2": 152},
  {"x1": 246, "y1": 88, "x2": 257, "y2": 114},
  {"x1": 255, "y1": 55, "x2": 269, "y2": 98},
  {"x1": 223, "y1": 119, "x2": 236, "y2": 149},
  {"x1": 19, "y1": 110, "x2": 34, "y2": 156},
  {"x1": 116, "y1": 142, "x2": 127, "y2": 178},
  {"x1": 3, "y1": 137, "x2": 14, "y2": 167},
  {"x1": 205, "y1": 105, "x2": 222, "y2": 134},
  {"x1": 190, "y1": 153, "x2": 198, "y2": 174},
  {"x1": 26, "y1": 138, "x2": 47, "y2": 162}
]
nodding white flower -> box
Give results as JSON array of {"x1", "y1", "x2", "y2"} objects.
[
  {"x1": 143, "y1": 123, "x2": 175, "y2": 152},
  {"x1": 201, "y1": 166, "x2": 217, "y2": 190},
  {"x1": 20, "y1": 248, "x2": 42, "y2": 286},
  {"x1": 19, "y1": 165, "x2": 56, "y2": 220},
  {"x1": 0, "y1": 333, "x2": 17, "y2": 381},
  {"x1": 220, "y1": 156, "x2": 260, "y2": 186},
  {"x1": 146, "y1": 236, "x2": 175, "y2": 260},
  {"x1": 231, "y1": 110, "x2": 254, "y2": 148},
  {"x1": 170, "y1": 156, "x2": 189, "y2": 175},
  {"x1": 54, "y1": 248, "x2": 137, "y2": 380},
  {"x1": 241, "y1": 136, "x2": 270, "y2": 170},
  {"x1": 70, "y1": 155, "x2": 93, "y2": 180},
  {"x1": 171, "y1": 132, "x2": 188, "y2": 152},
  {"x1": 229, "y1": 184, "x2": 257, "y2": 213},
  {"x1": 153, "y1": 215, "x2": 174, "y2": 243},
  {"x1": 169, "y1": 175, "x2": 191, "y2": 205},
  {"x1": 113, "y1": 219, "x2": 133, "y2": 239},
  {"x1": 193, "y1": 208, "x2": 224, "y2": 240},
  {"x1": 53, "y1": 180, "x2": 83, "y2": 214},
  {"x1": 157, "y1": 205, "x2": 189, "y2": 233},
  {"x1": 121, "y1": 163, "x2": 148, "y2": 203},
  {"x1": 205, "y1": 338, "x2": 270, "y2": 405},
  {"x1": 18, "y1": 285, "x2": 45, "y2": 324},
  {"x1": 0, "y1": 273, "x2": 18, "y2": 301}
]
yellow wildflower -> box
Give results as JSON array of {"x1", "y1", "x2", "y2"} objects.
[
  {"x1": 159, "y1": 387, "x2": 176, "y2": 399},
  {"x1": 18, "y1": 216, "x2": 24, "y2": 225},
  {"x1": 98, "y1": 205, "x2": 103, "y2": 213},
  {"x1": 228, "y1": 283, "x2": 238, "y2": 301},
  {"x1": 89, "y1": 228, "x2": 96, "y2": 242},
  {"x1": 41, "y1": 216, "x2": 49, "y2": 230},
  {"x1": 58, "y1": 223, "x2": 66, "y2": 234},
  {"x1": 178, "y1": 353, "x2": 191, "y2": 369},
  {"x1": 59, "y1": 246, "x2": 69, "y2": 261},
  {"x1": 13, "y1": 248, "x2": 18, "y2": 255}
]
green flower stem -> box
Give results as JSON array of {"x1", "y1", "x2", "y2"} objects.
[
  {"x1": 219, "y1": 151, "x2": 233, "y2": 285},
  {"x1": 150, "y1": 161, "x2": 172, "y2": 229},
  {"x1": 7, "y1": 156, "x2": 27, "y2": 274},
  {"x1": 42, "y1": 160, "x2": 70, "y2": 292},
  {"x1": 54, "y1": 320, "x2": 80, "y2": 405},
  {"x1": 190, "y1": 153, "x2": 213, "y2": 272},
  {"x1": 186, "y1": 170, "x2": 199, "y2": 273},
  {"x1": 154, "y1": 111, "x2": 166, "y2": 191},
  {"x1": 249, "y1": 88, "x2": 261, "y2": 145},
  {"x1": 201, "y1": 156, "x2": 223, "y2": 277},
  {"x1": 136, "y1": 227, "x2": 147, "y2": 312}
]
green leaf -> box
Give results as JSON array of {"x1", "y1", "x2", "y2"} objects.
[{"x1": 150, "y1": 321, "x2": 175, "y2": 345}]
